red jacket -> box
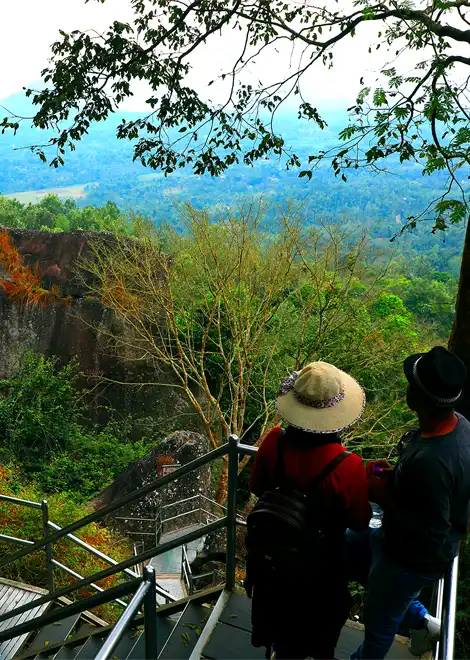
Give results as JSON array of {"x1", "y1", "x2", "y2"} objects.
[{"x1": 249, "y1": 426, "x2": 371, "y2": 531}]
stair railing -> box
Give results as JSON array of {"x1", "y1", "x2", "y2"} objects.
[
  {"x1": 0, "y1": 565, "x2": 159, "y2": 658},
  {"x1": 434, "y1": 553, "x2": 460, "y2": 660},
  {"x1": 181, "y1": 544, "x2": 194, "y2": 595},
  {"x1": 0, "y1": 495, "x2": 157, "y2": 608},
  {"x1": 0, "y1": 435, "x2": 461, "y2": 659},
  {"x1": 0, "y1": 436, "x2": 245, "y2": 642},
  {"x1": 0, "y1": 496, "x2": 54, "y2": 592},
  {"x1": 95, "y1": 565, "x2": 158, "y2": 660}
]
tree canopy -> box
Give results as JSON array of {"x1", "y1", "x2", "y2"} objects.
[{"x1": 2, "y1": 0, "x2": 470, "y2": 230}]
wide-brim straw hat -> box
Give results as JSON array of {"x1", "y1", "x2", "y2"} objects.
[{"x1": 276, "y1": 361, "x2": 365, "y2": 434}]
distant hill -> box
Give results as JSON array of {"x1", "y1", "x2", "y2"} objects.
[{"x1": 0, "y1": 87, "x2": 38, "y2": 117}]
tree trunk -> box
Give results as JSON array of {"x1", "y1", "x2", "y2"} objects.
[{"x1": 448, "y1": 218, "x2": 470, "y2": 419}]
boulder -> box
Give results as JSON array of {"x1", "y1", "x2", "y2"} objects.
[{"x1": 91, "y1": 430, "x2": 211, "y2": 548}]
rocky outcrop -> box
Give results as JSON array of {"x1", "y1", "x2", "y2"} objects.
[
  {"x1": 0, "y1": 228, "x2": 201, "y2": 429},
  {"x1": 91, "y1": 430, "x2": 211, "y2": 548}
]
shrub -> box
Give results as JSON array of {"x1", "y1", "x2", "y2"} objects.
[
  {"x1": 38, "y1": 431, "x2": 155, "y2": 500},
  {"x1": 0, "y1": 352, "x2": 158, "y2": 500},
  {"x1": 0, "y1": 352, "x2": 78, "y2": 467}
]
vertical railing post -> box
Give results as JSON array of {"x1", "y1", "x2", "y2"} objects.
[
  {"x1": 144, "y1": 565, "x2": 158, "y2": 660},
  {"x1": 41, "y1": 500, "x2": 54, "y2": 593},
  {"x1": 225, "y1": 434, "x2": 239, "y2": 592},
  {"x1": 439, "y1": 554, "x2": 459, "y2": 660}
]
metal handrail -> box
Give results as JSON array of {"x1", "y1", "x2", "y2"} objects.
[
  {"x1": 48, "y1": 521, "x2": 140, "y2": 580},
  {"x1": 161, "y1": 508, "x2": 201, "y2": 525},
  {"x1": 0, "y1": 533, "x2": 130, "y2": 609},
  {"x1": 156, "y1": 493, "x2": 237, "y2": 540},
  {"x1": 437, "y1": 554, "x2": 459, "y2": 660},
  {"x1": 0, "y1": 438, "x2": 246, "y2": 636},
  {"x1": 0, "y1": 494, "x2": 42, "y2": 509},
  {"x1": 0, "y1": 442, "x2": 230, "y2": 572},
  {"x1": 0, "y1": 533, "x2": 34, "y2": 546},
  {"x1": 0, "y1": 496, "x2": 54, "y2": 590},
  {"x1": 0, "y1": 436, "x2": 461, "y2": 660},
  {"x1": 0, "y1": 438, "x2": 239, "y2": 647},
  {"x1": 161, "y1": 495, "x2": 200, "y2": 510},
  {"x1": 0, "y1": 576, "x2": 141, "y2": 643},
  {"x1": 50, "y1": 558, "x2": 129, "y2": 609},
  {"x1": 96, "y1": 566, "x2": 158, "y2": 660},
  {"x1": 199, "y1": 494, "x2": 228, "y2": 511},
  {"x1": 0, "y1": 444, "x2": 232, "y2": 615},
  {"x1": 0, "y1": 517, "x2": 227, "y2": 625},
  {"x1": 0, "y1": 496, "x2": 169, "y2": 605},
  {"x1": 181, "y1": 544, "x2": 194, "y2": 595}
]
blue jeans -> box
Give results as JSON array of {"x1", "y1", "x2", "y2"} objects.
[{"x1": 345, "y1": 528, "x2": 440, "y2": 659}]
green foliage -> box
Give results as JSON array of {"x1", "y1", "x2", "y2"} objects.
[
  {"x1": 393, "y1": 275, "x2": 458, "y2": 337},
  {"x1": 0, "y1": 352, "x2": 156, "y2": 500},
  {"x1": 0, "y1": 195, "x2": 135, "y2": 234},
  {"x1": 38, "y1": 431, "x2": 154, "y2": 500},
  {"x1": 0, "y1": 352, "x2": 78, "y2": 465}
]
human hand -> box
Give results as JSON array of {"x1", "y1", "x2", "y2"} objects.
[
  {"x1": 365, "y1": 459, "x2": 393, "y2": 478},
  {"x1": 367, "y1": 476, "x2": 386, "y2": 506}
]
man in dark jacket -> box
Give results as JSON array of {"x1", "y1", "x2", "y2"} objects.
[{"x1": 348, "y1": 346, "x2": 470, "y2": 659}]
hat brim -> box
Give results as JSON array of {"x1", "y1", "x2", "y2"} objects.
[
  {"x1": 404, "y1": 353, "x2": 424, "y2": 385},
  {"x1": 276, "y1": 369, "x2": 365, "y2": 434}
]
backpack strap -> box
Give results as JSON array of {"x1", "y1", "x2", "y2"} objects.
[{"x1": 307, "y1": 450, "x2": 352, "y2": 494}]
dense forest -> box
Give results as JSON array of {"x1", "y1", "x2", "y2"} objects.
[{"x1": 0, "y1": 98, "x2": 466, "y2": 277}]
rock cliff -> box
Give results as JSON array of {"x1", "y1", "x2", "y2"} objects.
[{"x1": 0, "y1": 228, "x2": 200, "y2": 429}]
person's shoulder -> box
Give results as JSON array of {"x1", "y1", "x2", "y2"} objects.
[
  {"x1": 336, "y1": 448, "x2": 365, "y2": 471},
  {"x1": 259, "y1": 425, "x2": 283, "y2": 449},
  {"x1": 455, "y1": 413, "x2": 470, "y2": 437},
  {"x1": 452, "y1": 414, "x2": 470, "y2": 459}
]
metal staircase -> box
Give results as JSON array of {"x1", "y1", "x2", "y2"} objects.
[{"x1": 0, "y1": 436, "x2": 461, "y2": 660}]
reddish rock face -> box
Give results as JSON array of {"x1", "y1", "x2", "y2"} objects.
[{"x1": 0, "y1": 229, "x2": 200, "y2": 429}]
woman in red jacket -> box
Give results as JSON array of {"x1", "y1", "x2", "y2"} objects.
[{"x1": 247, "y1": 361, "x2": 371, "y2": 659}]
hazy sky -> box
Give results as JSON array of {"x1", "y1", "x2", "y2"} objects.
[{"x1": 0, "y1": 0, "x2": 390, "y2": 113}]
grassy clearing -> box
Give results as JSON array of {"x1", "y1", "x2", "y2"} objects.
[{"x1": 5, "y1": 184, "x2": 91, "y2": 204}]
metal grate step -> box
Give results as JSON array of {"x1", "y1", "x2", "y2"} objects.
[
  {"x1": 160, "y1": 602, "x2": 211, "y2": 659},
  {"x1": 73, "y1": 635, "x2": 105, "y2": 659},
  {"x1": 27, "y1": 614, "x2": 82, "y2": 656}
]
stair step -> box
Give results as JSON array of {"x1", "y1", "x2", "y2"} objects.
[
  {"x1": 52, "y1": 645, "x2": 85, "y2": 660},
  {"x1": 126, "y1": 616, "x2": 175, "y2": 659},
  {"x1": 74, "y1": 635, "x2": 106, "y2": 659},
  {"x1": 28, "y1": 614, "x2": 82, "y2": 655},
  {"x1": 75, "y1": 623, "x2": 98, "y2": 637},
  {"x1": 160, "y1": 602, "x2": 210, "y2": 659},
  {"x1": 111, "y1": 629, "x2": 142, "y2": 659}
]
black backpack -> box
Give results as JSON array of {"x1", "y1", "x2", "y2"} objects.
[{"x1": 246, "y1": 430, "x2": 351, "y2": 569}]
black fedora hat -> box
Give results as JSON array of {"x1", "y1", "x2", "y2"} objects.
[{"x1": 404, "y1": 346, "x2": 467, "y2": 408}]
